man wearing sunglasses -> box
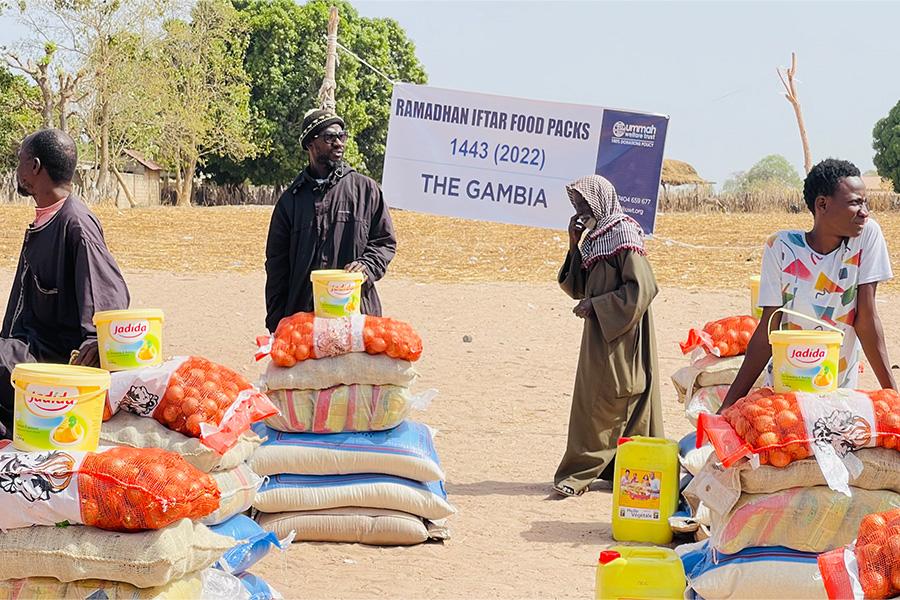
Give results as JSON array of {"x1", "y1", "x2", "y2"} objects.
[
  {"x1": 264, "y1": 108, "x2": 397, "y2": 332},
  {"x1": 0, "y1": 128, "x2": 130, "y2": 437}
]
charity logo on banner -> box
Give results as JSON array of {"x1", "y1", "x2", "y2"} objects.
[{"x1": 381, "y1": 83, "x2": 669, "y2": 233}]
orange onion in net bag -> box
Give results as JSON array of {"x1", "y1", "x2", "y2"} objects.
[
  {"x1": 819, "y1": 508, "x2": 900, "y2": 599},
  {"x1": 680, "y1": 315, "x2": 758, "y2": 358},
  {"x1": 0, "y1": 444, "x2": 219, "y2": 532},
  {"x1": 106, "y1": 356, "x2": 279, "y2": 454},
  {"x1": 697, "y1": 388, "x2": 900, "y2": 468},
  {"x1": 258, "y1": 312, "x2": 423, "y2": 367},
  {"x1": 78, "y1": 446, "x2": 220, "y2": 531}
]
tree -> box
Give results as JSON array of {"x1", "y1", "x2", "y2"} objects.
[
  {"x1": 0, "y1": 67, "x2": 41, "y2": 169},
  {"x1": 4, "y1": 42, "x2": 85, "y2": 132},
  {"x1": 205, "y1": 0, "x2": 427, "y2": 186},
  {"x1": 873, "y1": 100, "x2": 900, "y2": 193},
  {"x1": 722, "y1": 171, "x2": 747, "y2": 194},
  {"x1": 777, "y1": 52, "x2": 813, "y2": 174},
  {"x1": 12, "y1": 0, "x2": 169, "y2": 202},
  {"x1": 745, "y1": 154, "x2": 803, "y2": 189},
  {"x1": 723, "y1": 155, "x2": 803, "y2": 193},
  {"x1": 154, "y1": 0, "x2": 255, "y2": 205}
]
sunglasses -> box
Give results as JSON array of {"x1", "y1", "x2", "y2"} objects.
[{"x1": 316, "y1": 131, "x2": 349, "y2": 145}]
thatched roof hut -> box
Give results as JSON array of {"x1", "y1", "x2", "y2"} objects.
[{"x1": 661, "y1": 159, "x2": 711, "y2": 187}]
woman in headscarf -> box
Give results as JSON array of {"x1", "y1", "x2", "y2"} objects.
[{"x1": 553, "y1": 175, "x2": 663, "y2": 497}]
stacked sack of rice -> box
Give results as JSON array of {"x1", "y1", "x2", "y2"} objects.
[
  {"x1": 670, "y1": 316, "x2": 763, "y2": 541},
  {"x1": 0, "y1": 439, "x2": 245, "y2": 597},
  {"x1": 252, "y1": 312, "x2": 455, "y2": 545},
  {"x1": 679, "y1": 388, "x2": 900, "y2": 599},
  {"x1": 32, "y1": 354, "x2": 286, "y2": 598},
  {"x1": 675, "y1": 316, "x2": 762, "y2": 425}
]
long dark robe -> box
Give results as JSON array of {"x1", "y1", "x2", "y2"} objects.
[
  {"x1": 264, "y1": 163, "x2": 396, "y2": 332},
  {"x1": 0, "y1": 195, "x2": 130, "y2": 434},
  {"x1": 554, "y1": 248, "x2": 663, "y2": 494}
]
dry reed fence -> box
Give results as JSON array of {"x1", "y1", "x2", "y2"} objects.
[
  {"x1": 1, "y1": 205, "x2": 899, "y2": 292},
  {"x1": 4, "y1": 171, "x2": 898, "y2": 213},
  {"x1": 659, "y1": 187, "x2": 900, "y2": 213}
]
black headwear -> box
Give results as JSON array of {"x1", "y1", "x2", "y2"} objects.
[{"x1": 300, "y1": 108, "x2": 345, "y2": 149}]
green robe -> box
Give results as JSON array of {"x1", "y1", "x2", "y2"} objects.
[{"x1": 554, "y1": 248, "x2": 664, "y2": 493}]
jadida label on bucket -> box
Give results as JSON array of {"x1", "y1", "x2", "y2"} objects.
[
  {"x1": 93, "y1": 309, "x2": 164, "y2": 371},
  {"x1": 12, "y1": 364, "x2": 109, "y2": 452},
  {"x1": 772, "y1": 338, "x2": 841, "y2": 392},
  {"x1": 768, "y1": 308, "x2": 843, "y2": 393},
  {"x1": 14, "y1": 386, "x2": 103, "y2": 451}
]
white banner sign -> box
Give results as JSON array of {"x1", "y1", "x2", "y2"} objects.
[{"x1": 381, "y1": 83, "x2": 669, "y2": 232}]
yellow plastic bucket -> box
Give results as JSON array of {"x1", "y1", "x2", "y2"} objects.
[
  {"x1": 11, "y1": 363, "x2": 110, "y2": 452},
  {"x1": 93, "y1": 309, "x2": 164, "y2": 371},
  {"x1": 596, "y1": 546, "x2": 686, "y2": 600},
  {"x1": 611, "y1": 436, "x2": 679, "y2": 545},
  {"x1": 769, "y1": 308, "x2": 843, "y2": 393},
  {"x1": 310, "y1": 270, "x2": 365, "y2": 318},
  {"x1": 748, "y1": 275, "x2": 762, "y2": 319}
]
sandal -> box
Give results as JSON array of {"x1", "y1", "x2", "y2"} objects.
[{"x1": 553, "y1": 484, "x2": 585, "y2": 498}]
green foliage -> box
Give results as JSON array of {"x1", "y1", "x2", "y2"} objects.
[
  {"x1": 154, "y1": 0, "x2": 255, "y2": 204},
  {"x1": 873, "y1": 100, "x2": 900, "y2": 193},
  {"x1": 0, "y1": 68, "x2": 41, "y2": 169},
  {"x1": 722, "y1": 154, "x2": 803, "y2": 194},
  {"x1": 206, "y1": 0, "x2": 426, "y2": 185}
]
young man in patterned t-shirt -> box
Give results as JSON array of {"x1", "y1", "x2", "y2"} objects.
[{"x1": 720, "y1": 159, "x2": 896, "y2": 411}]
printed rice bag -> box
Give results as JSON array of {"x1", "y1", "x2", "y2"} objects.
[
  {"x1": 671, "y1": 354, "x2": 760, "y2": 405},
  {"x1": 261, "y1": 353, "x2": 418, "y2": 391},
  {"x1": 697, "y1": 388, "x2": 900, "y2": 494},
  {"x1": 253, "y1": 473, "x2": 455, "y2": 520},
  {"x1": 680, "y1": 316, "x2": 758, "y2": 358},
  {"x1": 107, "y1": 356, "x2": 279, "y2": 453},
  {"x1": 818, "y1": 508, "x2": 900, "y2": 599},
  {"x1": 257, "y1": 507, "x2": 451, "y2": 546},
  {"x1": 250, "y1": 421, "x2": 445, "y2": 481},
  {"x1": 685, "y1": 385, "x2": 730, "y2": 425},
  {"x1": 0, "y1": 445, "x2": 219, "y2": 531},
  {"x1": 256, "y1": 312, "x2": 423, "y2": 366},
  {"x1": 711, "y1": 486, "x2": 900, "y2": 554},
  {"x1": 264, "y1": 385, "x2": 434, "y2": 433},
  {"x1": 680, "y1": 540, "x2": 826, "y2": 600}
]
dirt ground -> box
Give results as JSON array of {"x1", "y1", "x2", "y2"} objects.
[{"x1": 1, "y1": 207, "x2": 898, "y2": 599}]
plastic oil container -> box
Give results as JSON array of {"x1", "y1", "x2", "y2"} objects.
[
  {"x1": 611, "y1": 436, "x2": 679, "y2": 544},
  {"x1": 596, "y1": 546, "x2": 686, "y2": 600}
]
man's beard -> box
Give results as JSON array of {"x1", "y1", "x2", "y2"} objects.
[{"x1": 16, "y1": 180, "x2": 30, "y2": 197}]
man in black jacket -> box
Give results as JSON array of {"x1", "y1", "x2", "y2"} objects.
[
  {"x1": 0, "y1": 128, "x2": 130, "y2": 436},
  {"x1": 264, "y1": 109, "x2": 397, "y2": 332}
]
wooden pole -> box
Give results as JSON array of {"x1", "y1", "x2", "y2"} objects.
[
  {"x1": 318, "y1": 6, "x2": 339, "y2": 111},
  {"x1": 777, "y1": 52, "x2": 813, "y2": 174}
]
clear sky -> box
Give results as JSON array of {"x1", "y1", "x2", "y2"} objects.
[{"x1": 3, "y1": 1, "x2": 899, "y2": 186}]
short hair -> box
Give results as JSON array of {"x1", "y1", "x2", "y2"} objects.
[
  {"x1": 803, "y1": 158, "x2": 861, "y2": 214},
  {"x1": 22, "y1": 128, "x2": 77, "y2": 184}
]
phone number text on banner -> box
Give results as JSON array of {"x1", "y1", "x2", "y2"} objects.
[{"x1": 381, "y1": 83, "x2": 669, "y2": 233}]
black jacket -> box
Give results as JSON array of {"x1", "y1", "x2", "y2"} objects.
[{"x1": 264, "y1": 164, "x2": 396, "y2": 332}]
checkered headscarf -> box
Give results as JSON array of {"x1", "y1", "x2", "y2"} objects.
[{"x1": 567, "y1": 175, "x2": 646, "y2": 268}]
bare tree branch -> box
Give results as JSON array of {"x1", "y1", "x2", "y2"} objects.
[{"x1": 777, "y1": 51, "x2": 813, "y2": 174}]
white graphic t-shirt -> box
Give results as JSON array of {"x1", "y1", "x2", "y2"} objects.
[{"x1": 758, "y1": 219, "x2": 893, "y2": 388}]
